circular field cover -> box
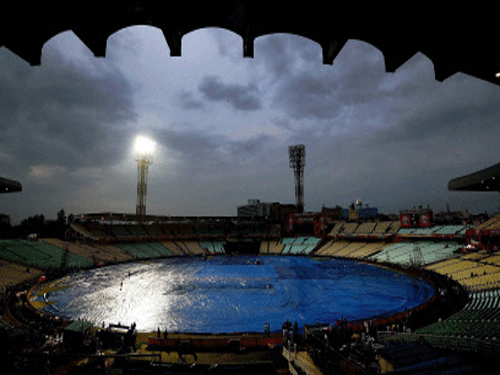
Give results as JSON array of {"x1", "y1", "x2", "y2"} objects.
[{"x1": 33, "y1": 256, "x2": 434, "y2": 333}]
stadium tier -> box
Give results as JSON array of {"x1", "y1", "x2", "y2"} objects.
[
  {"x1": 315, "y1": 240, "x2": 350, "y2": 256},
  {"x1": 267, "y1": 240, "x2": 284, "y2": 254},
  {"x1": 424, "y1": 252, "x2": 500, "y2": 291},
  {"x1": 186, "y1": 241, "x2": 210, "y2": 255},
  {"x1": 342, "y1": 222, "x2": 358, "y2": 235},
  {"x1": 475, "y1": 215, "x2": 500, "y2": 231},
  {"x1": 354, "y1": 222, "x2": 376, "y2": 235},
  {"x1": 259, "y1": 240, "x2": 270, "y2": 254},
  {"x1": 369, "y1": 241, "x2": 461, "y2": 266},
  {"x1": 348, "y1": 242, "x2": 387, "y2": 258},
  {"x1": 315, "y1": 241, "x2": 389, "y2": 259},
  {"x1": 327, "y1": 221, "x2": 345, "y2": 236},
  {"x1": 0, "y1": 260, "x2": 43, "y2": 288},
  {"x1": 160, "y1": 241, "x2": 187, "y2": 256},
  {"x1": 113, "y1": 242, "x2": 174, "y2": 259},
  {"x1": 373, "y1": 221, "x2": 392, "y2": 235},
  {"x1": 280, "y1": 237, "x2": 320, "y2": 255},
  {"x1": 0, "y1": 239, "x2": 92, "y2": 269},
  {"x1": 327, "y1": 221, "x2": 401, "y2": 239},
  {"x1": 42, "y1": 238, "x2": 134, "y2": 264},
  {"x1": 413, "y1": 288, "x2": 500, "y2": 342},
  {"x1": 387, "y1": 221, "x2": 401, "y2": 234}
]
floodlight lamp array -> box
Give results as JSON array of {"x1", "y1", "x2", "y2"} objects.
[{"x1": 134, "y1": 136, "x2": 156, "y2": 163}]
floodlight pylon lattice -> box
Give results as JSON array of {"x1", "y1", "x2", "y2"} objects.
[
  {"x1": 289, "y1": 144, "x2": 306, "y2": 213},
  {"x1": 410, "y1": 245, "x2": 424, "y2": 268},
  {"x1": 134, "y1": 137, "x2": 155, "y2": 218},
  {"x1": 136, "y1": 158, "x2": 151, "y2": 217}
]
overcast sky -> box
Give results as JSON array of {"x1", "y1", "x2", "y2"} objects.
[{"x1": 1, "y1": 27, "x2": 500, "y2": 224}]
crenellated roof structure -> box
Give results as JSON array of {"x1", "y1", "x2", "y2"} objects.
[{"x1": 1, "y1": 1, "x2": 499, "y2": 86}]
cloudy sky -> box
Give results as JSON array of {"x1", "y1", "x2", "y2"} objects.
[{"x1": 1, "y1": 27, "x2": 500, "y2": 224}]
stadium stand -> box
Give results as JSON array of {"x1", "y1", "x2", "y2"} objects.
[
  {"x1": 70, "y1": 221, "x2": 103, "y2": 241},
  {"x1": 173, "y1": 240, "x2": 196, "y2": 255},
  {"x1": 332, "y1": 242, "x2": 369, "y2": 257},
  {"x1": 126, "y1": 225, "x2": 150, "y2": 238},
  {"x1": 267, "y1": 240, "x2": 284, "y2": 254},
  {"x1": 113, "y1": 243, "x2": 152, "y2": 259},
  {"x1": 346, "y1": 242, "x2": 387, "y2": 259},
  {"x1": 341, "y1": 222, "x2": 359, "y2": 235},
  {"x1": 0, "y1": 260, "x2": 43, "y2": 288},
  {"x1": 414, "y1": 288, "x2": 500, "y2": 343},
  {"x1": 327, "y1": 222, "x2": 345, "y2": 237},
  {"x1": 424, "y1": 250, "x2": 500, "y2": 291},
  {"x1": 317, "y1": 240, "x2": 350, "y2": 256},
  {"x1": 160, "y1": 241, "x2": 188, "y2": 256},
  {"x1": 433, "y1": 225, "x2": 467, "y2": 235},
  {"x1": 386, "y1": 221, "x2": 401, "y2": 234},
  {"x1": 259, "y1": 240, "x2": 270, "y2": 254},
  {"x1": 397, "y1": 228, "x2": 416, "y2": 235},
  {"x1": 412, "y1": 227, "x2": 439, "y2": 235},
  {"x1": 472, "y1": 214, "x2": 500, "y2": 234},
  {"x1": 179, "y1": 224, "x2": 196, "y2": 236},
  {"x1": 0, "y1": 240, "x2": 93, "y2": 269},
  {"x1": 144, "y1": 223, "x2": 164, "y2": 237},
  {"x1": 113, "y1": 242, "x2": 174, "y2": 259},
  {"x1": 395, "y1": 225, "x2": 469, "y2": 238},
  {"x1": 280, "y1": 237, "x2": 320, "y2": 255},
  {"x1": 81, "y1": 222, "x2": 103, "y2": 236},
  {"x1": 184, "y1": 241, "x2": 208, "y2": 255},
  {"x1": 354, "y1": 222, "x2": 376, "y2": 235},
  {"x1": 42, "y1": 238, "x2": 134, "y2": 264},
  {"x1": 373, "y1": 221, "x2": 392, "y2": 235},
  {"x1": 313, "y1": 239, "x2": 334, "y2": 255},
  {"x1": 369, "y1": 241, "x2": 461, "y2": 266},
  {"x1": 109, "y1": 225, "x2": 131, "y2": 238}
]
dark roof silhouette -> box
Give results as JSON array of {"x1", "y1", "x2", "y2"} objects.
[
  {"x1": 1, "y1": 1, "x2": 499, "y2": 86},
  {"x1": 448, "y1": 162, "x2": 500, "y2": 192},
  {"x1": 0, "y1": 177, "x2": 22, "y2": 194}
]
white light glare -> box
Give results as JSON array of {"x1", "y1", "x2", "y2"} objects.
[{"x1": 134, "y1": 135, "x2": 156, "y2": 159}]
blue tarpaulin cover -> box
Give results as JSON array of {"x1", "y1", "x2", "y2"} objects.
[{"x1": 34, "y1": 256, "x2": 434, "y2": 333}]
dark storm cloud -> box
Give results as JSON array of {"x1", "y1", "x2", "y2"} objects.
[
  {"x1": 198, "y1": 75, "x2": 262, "y2": 111},
  {"x1": 270, "y1": 117, "x2": 292, "y2": 130},
  {"x1": 273, "y1": 71, "x2": 341, "y2": 119},
  {"x1": 255, "y1": 33, "x2": 322, "y2": 79},
  {"x1": 376, "y1": 73, "x2": 500, "y2": 143},
  {"x1": 332, "y1": 40, "x2": 387, "y2": 104},
  {"x1": 157, "y1": 128, "x2": 222, "y2": 160},
  {"x1": 266, "y1": 39, "x2": 388, "y2": 120},
  {"x1": 229, "y1": 134, "x2": 274, "y2": 158},
  {"x1": 155, "y1": 127, "x2": 277, "y2": 177},
  {"x1": 0, "y1": 46, "x2": 137, "y2": 170},
  {"x1": 177, "y1": 90, "x2": 204, "y2": 110}
]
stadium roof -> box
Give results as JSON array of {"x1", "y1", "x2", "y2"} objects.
[
  {"x1": 1, "y1": 2, "x2": 500, "y2": 86},
  {"x1": 0, "y1": 177, "x2": 22, "y2": 194},
  {"x1": 76, "y1": 212, "x2": 263, "y2": 222},
  {"x1": 448, "y1": 162, "x2": 500, "y2": 192}
]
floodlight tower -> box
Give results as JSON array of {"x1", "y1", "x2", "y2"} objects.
[
  {"x1": 288, "y1": 144, "x2": 306, "y2": 213},
  {"x1": 134, "y1": 135, "x2": 156, "y2": 217}
]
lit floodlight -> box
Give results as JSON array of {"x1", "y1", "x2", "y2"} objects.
[
  {"x1": 134, "y1": 135, "x2": 156, "y2": 217},
  {"x1": 134, "y1": 135, "x2": 156, "y2": 162}
]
